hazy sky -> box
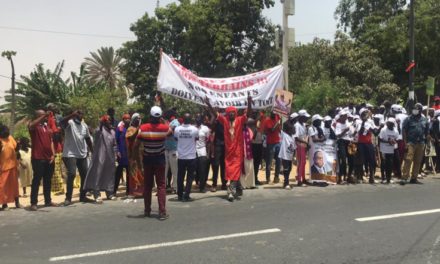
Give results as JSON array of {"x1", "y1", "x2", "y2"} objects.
[{"x1": 0, "y1": 0, "x2": 340, "y2": 103}]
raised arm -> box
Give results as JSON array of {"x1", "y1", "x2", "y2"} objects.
[{"x1": 246, "y1": 94, "x2": 253, "y2": 118}]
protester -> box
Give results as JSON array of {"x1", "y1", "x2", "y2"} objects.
[
  {"x1": 133, "y1": 106, "x2": 171, "y2": 220},
  {"x1": 61, "y1": 110, "x2": 94, "y2": 206},
  {"x1": 379, "y1": 118, "x2": 399, "y2": 184},
  {"x1": 335, "y1": 110, "x2": 353, "y2": 184},
  {"x1": 174, "y1": 113, "x2": 198, "y2": 201},
  {"x1": 240, "y1": 119, "x2": 256, "y2": 189},
  {"x1": 249, "y1": 114, "x2": 263, "y2": 186},
  {"x1": 278, "y1": 122, "x2": 296, "y2": 189},
  {"x1": 0, "y1": 124, "x2": 21, "y2": 210},
  {"x1": 264, "y1": 113, "x2": 281, "y2": 184},
  {"x1": 401, "y1": 103, "x2": 429, "y2": 185},
  {"x1": 83, "y1": 115, "x2": 117, "y2": 203},
  {"x1": 126, "y1": 113, "x2": 144, "y2": 197},
  {"x1": 29, "y1": 110, "x2": 57, "y2": 210},
  {"x1": 195, "y1": 114, "x2": 211, "y2": 193},
  {"x1": 295, "y1": 110, "x2": 310, "y2": 186},
  {"x1": 210, "y1": 109, "x2": 227, "y2": 192},
  {"x1": 357, "y1": 108, "x2": 377, "y2": 184},
  {"x1": 47, "y1": 103, "x2": 64, "y2": 195},
  {"x1": 17, "y1": 137, "x2": 32, "y2": 198},
  {"x1": 205, "y1": 95, "x2": 253, "y2": 202},
  {"x1": 114, "y1": 114, "x2": 131, "y2": 196},
  {"x1": 164, "y1": 114, "x2": 180, "y2": 194}
]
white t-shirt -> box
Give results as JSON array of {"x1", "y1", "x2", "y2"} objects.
[
  {"x1": 196, "y1": 125, "x2": 210, "y2": 157},
  {"x1": 379, "y1": 127, "x2": 399, "y2": 154},
  {"x1": 335, "y1": 121, "x2": 352, "y2": 141},
  {"x1": 278, "y1": 131, "x2": 296, "y2": 160},
  {"x1": 62, "y1": 119, "x2": 91, "y2": 159},
  {"x1": 356, "y1": 119, "x2": 375, "y2": 136},
  {"x1": 174, "y1": 124, "x2": 199, "y2": 160},
  {"x1": 395, "y1": 113, "x2": 408, "y2": 140},
  {"x1": 294, "y1": 122, "x2": 307, "y2": 141}
]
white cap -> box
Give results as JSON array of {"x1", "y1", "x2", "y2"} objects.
[
  {"x1": 324, "y1": 116, "x2": 332, "y2": 121},
  {"x1": 131, "y1": 113, "x2": 140, "y2": 121},
  {"x1": 366, "y1": 103, "x2": 373, "y2": 108},
  {"x1": 359, "y1": 108, "x2": 369, "y2": 115},
  {"x1": 435, "y1": 110, "x2": 440, "y2": 117},
  {"x1": 387, "y1": 117, "x2": 396, "y2": 123},
  {"x1": 352, "y1": 115, "x2": 360, "y2": 119},
  {"x1": 290, "y1": 112, "x2": 298, "y2": 119},
  {"x1": 339, "y1": 109, "x2": 349, "y2": 116},
  {"x1": 150, "y1": 106, "x2": 163, "y2": 118},
  {"x1": 423, "y1": 106, "x2": 428, "y2": 111},
  {"x1": 298, "y1": 109, "x2": 310, "y2": 118},
  {"x1": 311, "y1": 114, "x2": 323, "y2": 122},
  {"x1": 391, "y1": 104, "x2": 401, "y2": 112}
]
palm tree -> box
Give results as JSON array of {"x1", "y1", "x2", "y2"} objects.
[
  {"x1": 83, "y1": 47, "x2": 125, "y2": 90},
  {"x1": 1, "y1": 50, "x2": 16, "y2": 132}
]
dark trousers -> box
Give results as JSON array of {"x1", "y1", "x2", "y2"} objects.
[
  {"x1": 382, "y1": 153, "x2": 394, "y2": 182},
  {"x1": 177, "y1": 159, "x2": 196, "y2": 199},
  {"x1": 196, "y1": 156, "x2": 209, "y2": 191},
  {"x1": 63, "y1": 157, "x2": 88, "y2": 201},
  {"x1": 393, "y1": 149, "x2": 402, "y2": 178},
  {"x1": 337, "y1": 140, "x2": 353, "y2": 177},
  {"x1": 30, "y1": 159, "x2": 54, "y2": 205},
  {"x1": 252, "y1": 143, "x2": 263, "y2": 183},
  {"x1": 115, "y1": 164, "x2": 129, "y2": 195},
  {"x1": 211, "y1": 144, "x2": 226, "y2": 187},
  {"x1": 281, "y1": 159, "x2": 292, "y2": 186},
  {"x1": 143, "y1": 161, "x2": 166, "y2": 215},
  {"x1": 265, "y1": 143, "x2": 281, "y2": 182},
  {"x1": 358, "y1": 143, "x2": 376, "y2": 181}
]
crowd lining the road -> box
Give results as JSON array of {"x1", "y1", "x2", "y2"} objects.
[{"x1": 0, "y1": 94, "x2": 438, "y2": 221}]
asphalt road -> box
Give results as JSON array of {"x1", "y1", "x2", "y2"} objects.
[{"x1": 2, "y1": 178, "x2": 440, "y2": 264}]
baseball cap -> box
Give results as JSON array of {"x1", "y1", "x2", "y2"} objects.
[
  {"x1": 290, "y1": 112, "x2": 299, "y2": 119},
  {"x1": 150, "y1": 106, "x2": 163, "y2": 118},
  {"x1": 324, "y1": 116, "x2": 332, "y2": 121},
  {"x1": 298, "y1": 109, "x2": 310, "y2": 118},
  {"x1": 311, "y1": 114, "x2": 323, "y2": 122}
]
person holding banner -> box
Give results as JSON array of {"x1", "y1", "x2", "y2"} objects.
[{"x1": 205, "y1": 95, "x2": 253, "y2": 202}]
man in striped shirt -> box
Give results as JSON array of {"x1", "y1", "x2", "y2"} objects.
[{"x1": 133, "y1": 106, "x2": 171, "y2": 220}]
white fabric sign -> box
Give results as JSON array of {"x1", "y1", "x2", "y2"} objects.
[{"x1": 157, "y1": 52, "x2": 284, "y2": 109}]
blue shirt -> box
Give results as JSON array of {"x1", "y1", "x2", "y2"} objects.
[
  {"x1": 402, "y1": 115, "x2": 429, "y2": 144},
  {"x1": 164, "y1": 119, "x2": 180, "y2": 151},
  {"x1": 115, "y1": 125, "x2": 129, "y2": 166}
]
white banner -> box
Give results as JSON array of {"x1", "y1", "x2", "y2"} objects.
[{"x1": 157, "y1": 52, "x2": 284, "y2": 109}]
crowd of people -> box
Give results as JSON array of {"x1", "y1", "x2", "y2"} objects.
[{"x1": 1, "y1": 94, "x2": 439, "y2": 221}]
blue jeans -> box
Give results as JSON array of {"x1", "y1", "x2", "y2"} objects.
[{"x1": 265, "y1": 143, "x2": 281, "y2": 182}]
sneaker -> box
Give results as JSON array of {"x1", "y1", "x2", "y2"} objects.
[
  {"x1": 44, "y1": 202, "x2": 59, "y2": 207},
  {"x1": 95, "y1": 197, "x2": 103, "y2": 204},
  {"x1": 211, "y1": 187, "x2": 217, "y2": 193},
  {"x1": 29, "y1": 205, "x2": 38, "y2": 211},
  {"x1": 409, "y1": 179, "x2": 423, "y2": 184},
  {"x1": 159, "y1": 213, "x2": 169, "y2": 221},
  {"x1": 107, "y1": 196, "x2": 117, "y2": 201},
  {"x1": 144, "y1": 211, "x2": 151, "y2": 218},
  {"x1": 273, "y1": 177, "x2": 280, "y2": 184},
  {"x1": 236, "y1": 188, "x2": 243, "y2": 197},
  {"x1": 227, "y1": 193, "x2": 234, "y2": 202},
  {"x1": 399, "y1": 180, "x2": 407, "y2": 186},
  {"x1": 297, "y1": 181, "x2": 303, "y2": 187},
  {"x1": 284, "y1": 185, "x2": 291, "y2": 190},
  {"x1": 63, "y1": 200, "x2": 73, "y2": 207},
  {"x1": 381, "y1": 180, "x2": 386, "y2": 184}
]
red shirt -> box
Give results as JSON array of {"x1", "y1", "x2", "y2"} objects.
[
  {"x1": 358, "y1": 133, "x2": 372, "y2": 144},
  {"x1": 264, "y1": 117, "x2": 281, "y2": 144},
  {"x1": 137, "y1": 123, "x2": 169, "y2": 157},
  {"x1": 29, "y1": 124, "x2": 53, "y2": 160}
]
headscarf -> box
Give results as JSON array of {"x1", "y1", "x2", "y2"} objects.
[
  {"x1": 225, "y1": 106, "x2": 238, "y2": 115},
  {"x1": 100, "y1": 114, "x2": 110, "y2": 123}
]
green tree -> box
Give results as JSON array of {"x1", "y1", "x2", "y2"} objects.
[
  {"x1": 119, "y1": 0, "x2": 279, "y2": 113},
  {"x1": 83, "y1": 47, "x2": 125, "y2": 90},
  {"x1": 335, "y1": 0, "x2": 440, "y2": 101},
  {"x1": 0, "y1": 62, "x2": 72, "y2": 120}
]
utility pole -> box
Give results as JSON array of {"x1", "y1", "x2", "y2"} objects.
[
  {"x1": 281, "y1": 0, "x2": 295, "y2": 91},
  {"x1": 156, "y1": 0, "x2": 160, "y2": 9},
  {"x1": 407, "y1": 0, "x2": 415, "y2": 109},
  {"x1": 1, "y1": 51, "x2": 16, "y2": 134}
]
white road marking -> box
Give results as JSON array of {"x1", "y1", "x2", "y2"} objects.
[
  {"x1": 49, "y1": 228, "x2": 281, "y2": 262},
  {"x1": 356, "y1": 209, "x2": 440, "y2": 222}
]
